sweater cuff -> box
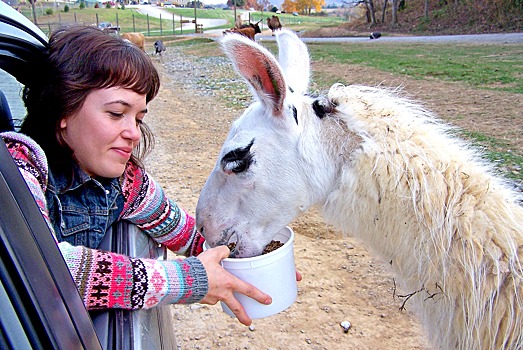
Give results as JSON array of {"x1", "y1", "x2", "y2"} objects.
[{"x1": 183, "y1": 256, "x2": 209, "y2": 303}]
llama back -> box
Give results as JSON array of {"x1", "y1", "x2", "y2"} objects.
[{"x1": 323, "y1": 83, "x2": 523, "y2": 349}]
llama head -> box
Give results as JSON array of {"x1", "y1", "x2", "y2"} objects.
[{"x1": 196, "y1": 30, "x2": 338, "y2": 257}]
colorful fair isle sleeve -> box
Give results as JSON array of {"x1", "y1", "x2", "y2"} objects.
[
  {"x1": 120, "y1": 161, "x2": 206, "y2": 257},
  {"x1": 59, "y1": 241, "x2": 208, "y2": 309},
  {"x1": 1, "y1": 132, "x2": 209, "y2": 310}
]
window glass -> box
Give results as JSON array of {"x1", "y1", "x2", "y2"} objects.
[{"x1": 0, "y1": 68, "x2": 25, "y2": 129}]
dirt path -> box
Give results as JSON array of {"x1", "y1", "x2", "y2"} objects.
[{"x1": 143, "y1": 40, "x2": 522, "y2": 349}]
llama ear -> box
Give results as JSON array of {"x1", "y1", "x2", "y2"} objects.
[
  {"x1": 221, "y1": 34, "x2": 286, "y2": 117},
  {"x1": 275, "y1": 30, "x2": 310, "y2": 95}
]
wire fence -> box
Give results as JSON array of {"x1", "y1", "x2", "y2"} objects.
[{"x1": 34, "y1": 12, "x2": 202, "y2": 36}]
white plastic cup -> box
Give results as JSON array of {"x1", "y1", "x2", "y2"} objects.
[{"x1": 204, "y1": 226, "x2": 297, "y2": 319}]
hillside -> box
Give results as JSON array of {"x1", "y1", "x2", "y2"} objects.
[{"x1": 337, "y1": 0, "x2": 523, "y2": 35}]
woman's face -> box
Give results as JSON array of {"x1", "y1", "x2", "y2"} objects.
[{"x1": 60, "y1": 87, "x2": 147, "y2": 178}]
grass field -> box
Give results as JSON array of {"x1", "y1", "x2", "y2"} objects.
[{"x1": 25, "y1": 5, "x2": 345, "y2": 36}]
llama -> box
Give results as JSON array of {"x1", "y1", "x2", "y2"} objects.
[
  {"x1": 267, "y1": 15, "x2": 282, "y2": 35},
  {"x1": 195, "y1": 30, "x2": 523, "y2": 349}
]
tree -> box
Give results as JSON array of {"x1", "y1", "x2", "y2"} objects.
[
  {"x1": 295, "y1": 0, "x2": 325, "y2": 14},
  {"x1": 365, "y1": 0, "x2": 377, "y2": 25},
  {"x1": 381, "y1": 0, "x2": 388, "y2": 24},
  {"x1": 227, "y1": 0, "x2": 246, "y2": 8},
  {"x1": 244, "y1": 0, "x2": 259, "y2": 9},
  {"x1": 28, "y1": 0, "x2": 37, "y2": 25},
  {"x1": 257, "y1": 0, "x2": 271, "y2": 11},
  {"x1": 392, "y1": 0, "x2": 399, "y2": 25},
  {"x1": 282, "y1": 0, "x2": 297, "y2": 13}
]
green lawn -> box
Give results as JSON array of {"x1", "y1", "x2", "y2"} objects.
[
  {"x1": 25, "y1": 6, "x2": 346, "y2": 36},
  {"x1": 304, "y1": 42, "x2": 523, "y2": 94}
]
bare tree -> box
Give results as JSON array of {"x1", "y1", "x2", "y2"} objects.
[
  {"x1": 381, "y1": 0, "x2": 389, "y2": 24},
  {"x1": 391, "y1": 0, "x2": 399, "y2": 25},
  {"x1": 28, "y1": 0, "x2": 38, "y2": 25},
  {"x1": 424, "y1": 0, "x2": 429, "y2": 19},
  {"x1": 366, "y1": 0, "x2": 377, "y2": 26}
]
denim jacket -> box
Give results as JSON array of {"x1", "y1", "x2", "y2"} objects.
[{"x1": 45, "y1": 163, "x2": 124, "y2": 249}]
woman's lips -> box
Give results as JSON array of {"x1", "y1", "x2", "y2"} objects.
[{"x1": 112, "y1": 147, "x2": 133, "y2": 158}]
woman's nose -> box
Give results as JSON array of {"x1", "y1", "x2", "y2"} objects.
[{"x1": 122, "y1": 117, "x2": 141, "y2": 142}]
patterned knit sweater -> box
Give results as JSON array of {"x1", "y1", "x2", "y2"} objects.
[{"x1": 2, "y1": 131, "x2": 208, "y2": 310}]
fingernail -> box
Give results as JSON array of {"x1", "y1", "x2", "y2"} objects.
[{"x1": 265, "y1": 297, "x2": 272, "y2": 305}]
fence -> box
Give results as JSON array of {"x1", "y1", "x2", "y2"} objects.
[{"x1": 32, "y1": 11, "x2": 204, "y2": 37}]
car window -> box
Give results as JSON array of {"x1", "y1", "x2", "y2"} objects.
[{"x1": 0, "y1": 68, "x2": 25, "y2": 129}]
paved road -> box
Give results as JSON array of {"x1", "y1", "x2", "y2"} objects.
[{"x1": 258, "y1": 32, "x2": 523, "y2": 44}]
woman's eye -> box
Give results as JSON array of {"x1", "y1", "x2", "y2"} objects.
[
  {"x1": 109, "y1": 112, "x2": 124, "y2": 118},
  {"x1": 136, "y1": 118, "x2": 143, "y2": 126}
]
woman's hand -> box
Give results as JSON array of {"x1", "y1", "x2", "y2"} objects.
[{"x1": 196, "y1": 246, "x2": 272, "y2": 326}]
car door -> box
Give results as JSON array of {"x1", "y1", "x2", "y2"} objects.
[{"x1": 0, "y1": 3, "x2": 177, "y2": 349}]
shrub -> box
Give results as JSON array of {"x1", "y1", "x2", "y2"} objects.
[
  {"x1": 79, "y1": 1, "x2": 85, "y2": 9},
  {"x1": 45, "y1": 8, "x2": 53, "y2": 15}
]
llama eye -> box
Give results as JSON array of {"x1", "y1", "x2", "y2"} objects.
[
  {"x1": 221, "y1": 139, "x2": 255, "y2": 174},
  {"x1": 225, "y1": 158, "x2": 251, "y2": 173},
  {"x1": 312, "y1": 99, "x2": 336, "y2": 119}
]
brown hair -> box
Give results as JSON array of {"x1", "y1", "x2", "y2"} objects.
[{"x1": 21, "y1": 25, "x2": 160, "y2": 177}]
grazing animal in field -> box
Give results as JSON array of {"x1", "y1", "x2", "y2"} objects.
[
  {"x1": 121, "y1": 32, "x2": 145, "y2": 51},
  {"x1": 266, "y1": 15, "x2": 282, "y2": 35},
  {"x1": 223, "y1": 21, "x2": 261, "y2": 41},
  {"x1": 196, "y1": 30, "x2": 523, "y2": 350},
  {"x1": 153, "y1": 40, "x2": 166, "y2": 56},
  {"x1": 370, "y1": 31, "x2": 382, "y2": 39}
]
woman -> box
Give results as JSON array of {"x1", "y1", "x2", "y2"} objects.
[{"x1": 1, "y1": 25, "x2": 270, "y2": 326}]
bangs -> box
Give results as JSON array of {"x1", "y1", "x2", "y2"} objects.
[
  {"x1": 93, "y1": 43, "x2": 160, "y2": 103},
  {"x1": 51, "y1": 26, "x2": 161, "y2": 104}
]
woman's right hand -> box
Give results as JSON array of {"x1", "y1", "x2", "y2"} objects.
[{"x1": 196, "y1": 246, "x2": 272, "y2": 326}]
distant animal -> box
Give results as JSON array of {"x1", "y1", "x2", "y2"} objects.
[
  {"x1": 153, "y1": 40, "x2": 166, "y2": 56},
  {"x1": 235, "y1": 15, "x2": 243, "y2": 28},
  {"x1": 196, "y1": 30, "x2": 523, "y2": 349},
  {"x1": 239, "y1": 19, "x2": 261, "y2": 30},
  {"x1": 370, "y1": 31, "x2": 382, "y2": 39},
  {"x1": 223, "y1": 21, "x2": 261, "y2": 41},
  {"x1": 266, "y1": 15, "x2": 282, "y2": 35},
  {"x1": 121, "y1": 32, "x2": 145, "y2": 51}
]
